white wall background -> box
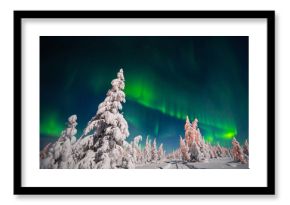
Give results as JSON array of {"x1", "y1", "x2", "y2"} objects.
[{"x1": 0, "y1": 0, "x2": 288, "y2": 204}]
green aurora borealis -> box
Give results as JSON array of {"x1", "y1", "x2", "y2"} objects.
[{"x1": 40, "y1": 36, "x2": 248, "y2": 151}]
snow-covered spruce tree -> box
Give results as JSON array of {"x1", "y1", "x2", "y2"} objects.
[
  {"x1": 189, "y1": 141, "x2": 202, "y2": 161},
  {"x1": 75, "y1": 68, "x2": 134, "y2": 169},
  {"x1": 192, "y1": 118, "x2": 201, "y2": 146},
  {"x1": 199, "y1": 137, "x2": 210, "y2": 162},
  {"x1": 157, "y1": 143, "x2": 165, "y2": 161},
  {"x1": 180, "y1": 136, "x2": 190, "y2": 161},
  {"x1": 40, "y1": 115, "x2": 78, "y2": 169},
  {"x1": 131, "y1": 135, "x2": 143, "y2": 164},
  {"x1": 243, "y1": 139, "x2": 249, "y2": 156},
  {"x1": 143, "y1": 136, "x2": 152, "y2": 163},
  {"x1": 208, "y1": 145, "x2": 215, "y2": 158},
  {"x1": 172, "y1": 149, "x2": 181, "y2": 160},
  {"x1": 217, "y1": 144, "x2": 229, "y2": 158},
  {"x1": 207, "y1": 143, "x2": 215, "y2": 159},
  {"x1": 231, "y1": 138, "x2": 246, "y2": 164},
  {"x1": 151, "y1": 138, "x2": 158, "y2": 162},
  {"x1": 216, "y1": 143, "x2": 223, "y2": 158},
  {"x1": 211, "y1": 145, "x2": 220, "y2": 159},
  {"x1": 243, "y1": 139, "x2": 249, "y2": 162},
  {"x1": 220, "y1": 147, "x2": 227, "y2": 158},
  {"x1": 185, "y1": 116, "x2": 194, "y2": 147},
  {"x1": 224, "y1": 147, "x2": 231, "y2": 158},
  {"x1": 184, "y1": 117, "x2": 205, "y2": 162}
]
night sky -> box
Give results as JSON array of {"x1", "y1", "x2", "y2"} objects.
[{"x1": 40, "y1": 36, "x2": 248, "y2": 152}]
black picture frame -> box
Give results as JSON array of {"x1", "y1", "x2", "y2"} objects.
[{"x1": 14, "y1": 10, "x2": 275, "y2": 195}]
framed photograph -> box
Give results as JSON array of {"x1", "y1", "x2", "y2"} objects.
[{"x1": 14, "y1": 11, "x2": 275, "y2": 195}]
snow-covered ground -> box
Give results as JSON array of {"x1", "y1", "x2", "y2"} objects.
[{"x1": 136, "y1": 157, "x2": 248, "y2": 169}]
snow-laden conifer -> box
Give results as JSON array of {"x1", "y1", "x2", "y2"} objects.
[
  {"x1": 231, "y1": 138, "x2": 246, "y2": 164},
  {"x1": 76, "y1": 68, "x2": 134, "y2": 168},
  {"x1": 40, "y1": 115, "x2": 78, "y2": 169}
]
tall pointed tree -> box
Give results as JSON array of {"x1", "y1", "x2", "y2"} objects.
[
  {"x1": 231, "y1": 138, "x2": 246, "y2": 164},
  {"x1": 77, "y1": 68, "x2": 134, "y2": 168},
  {"x1": 185, "y1": 116, "x2": 193, "y2": 146},
  {"x1": 143, "y1": 136, "x2": 152, "y2": 163},
  {"x1": 157, "y1": 143, "x2": 164, "y2": 161},
  {"x1": 151, "y1": 138, "x2": 158, "y2": 162},
  {"x1": 180, "y1": 136, "x2": 190, "y2": 161},
  {"x1": 243, "y1": 139, "x2": 249, "y2": 156},
  {"x1": 243, "y1": 139, "x2": 249, "y2": 162},
  {"x1": 132, "y1": 135, "x2": 142, "y2": 164}
]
